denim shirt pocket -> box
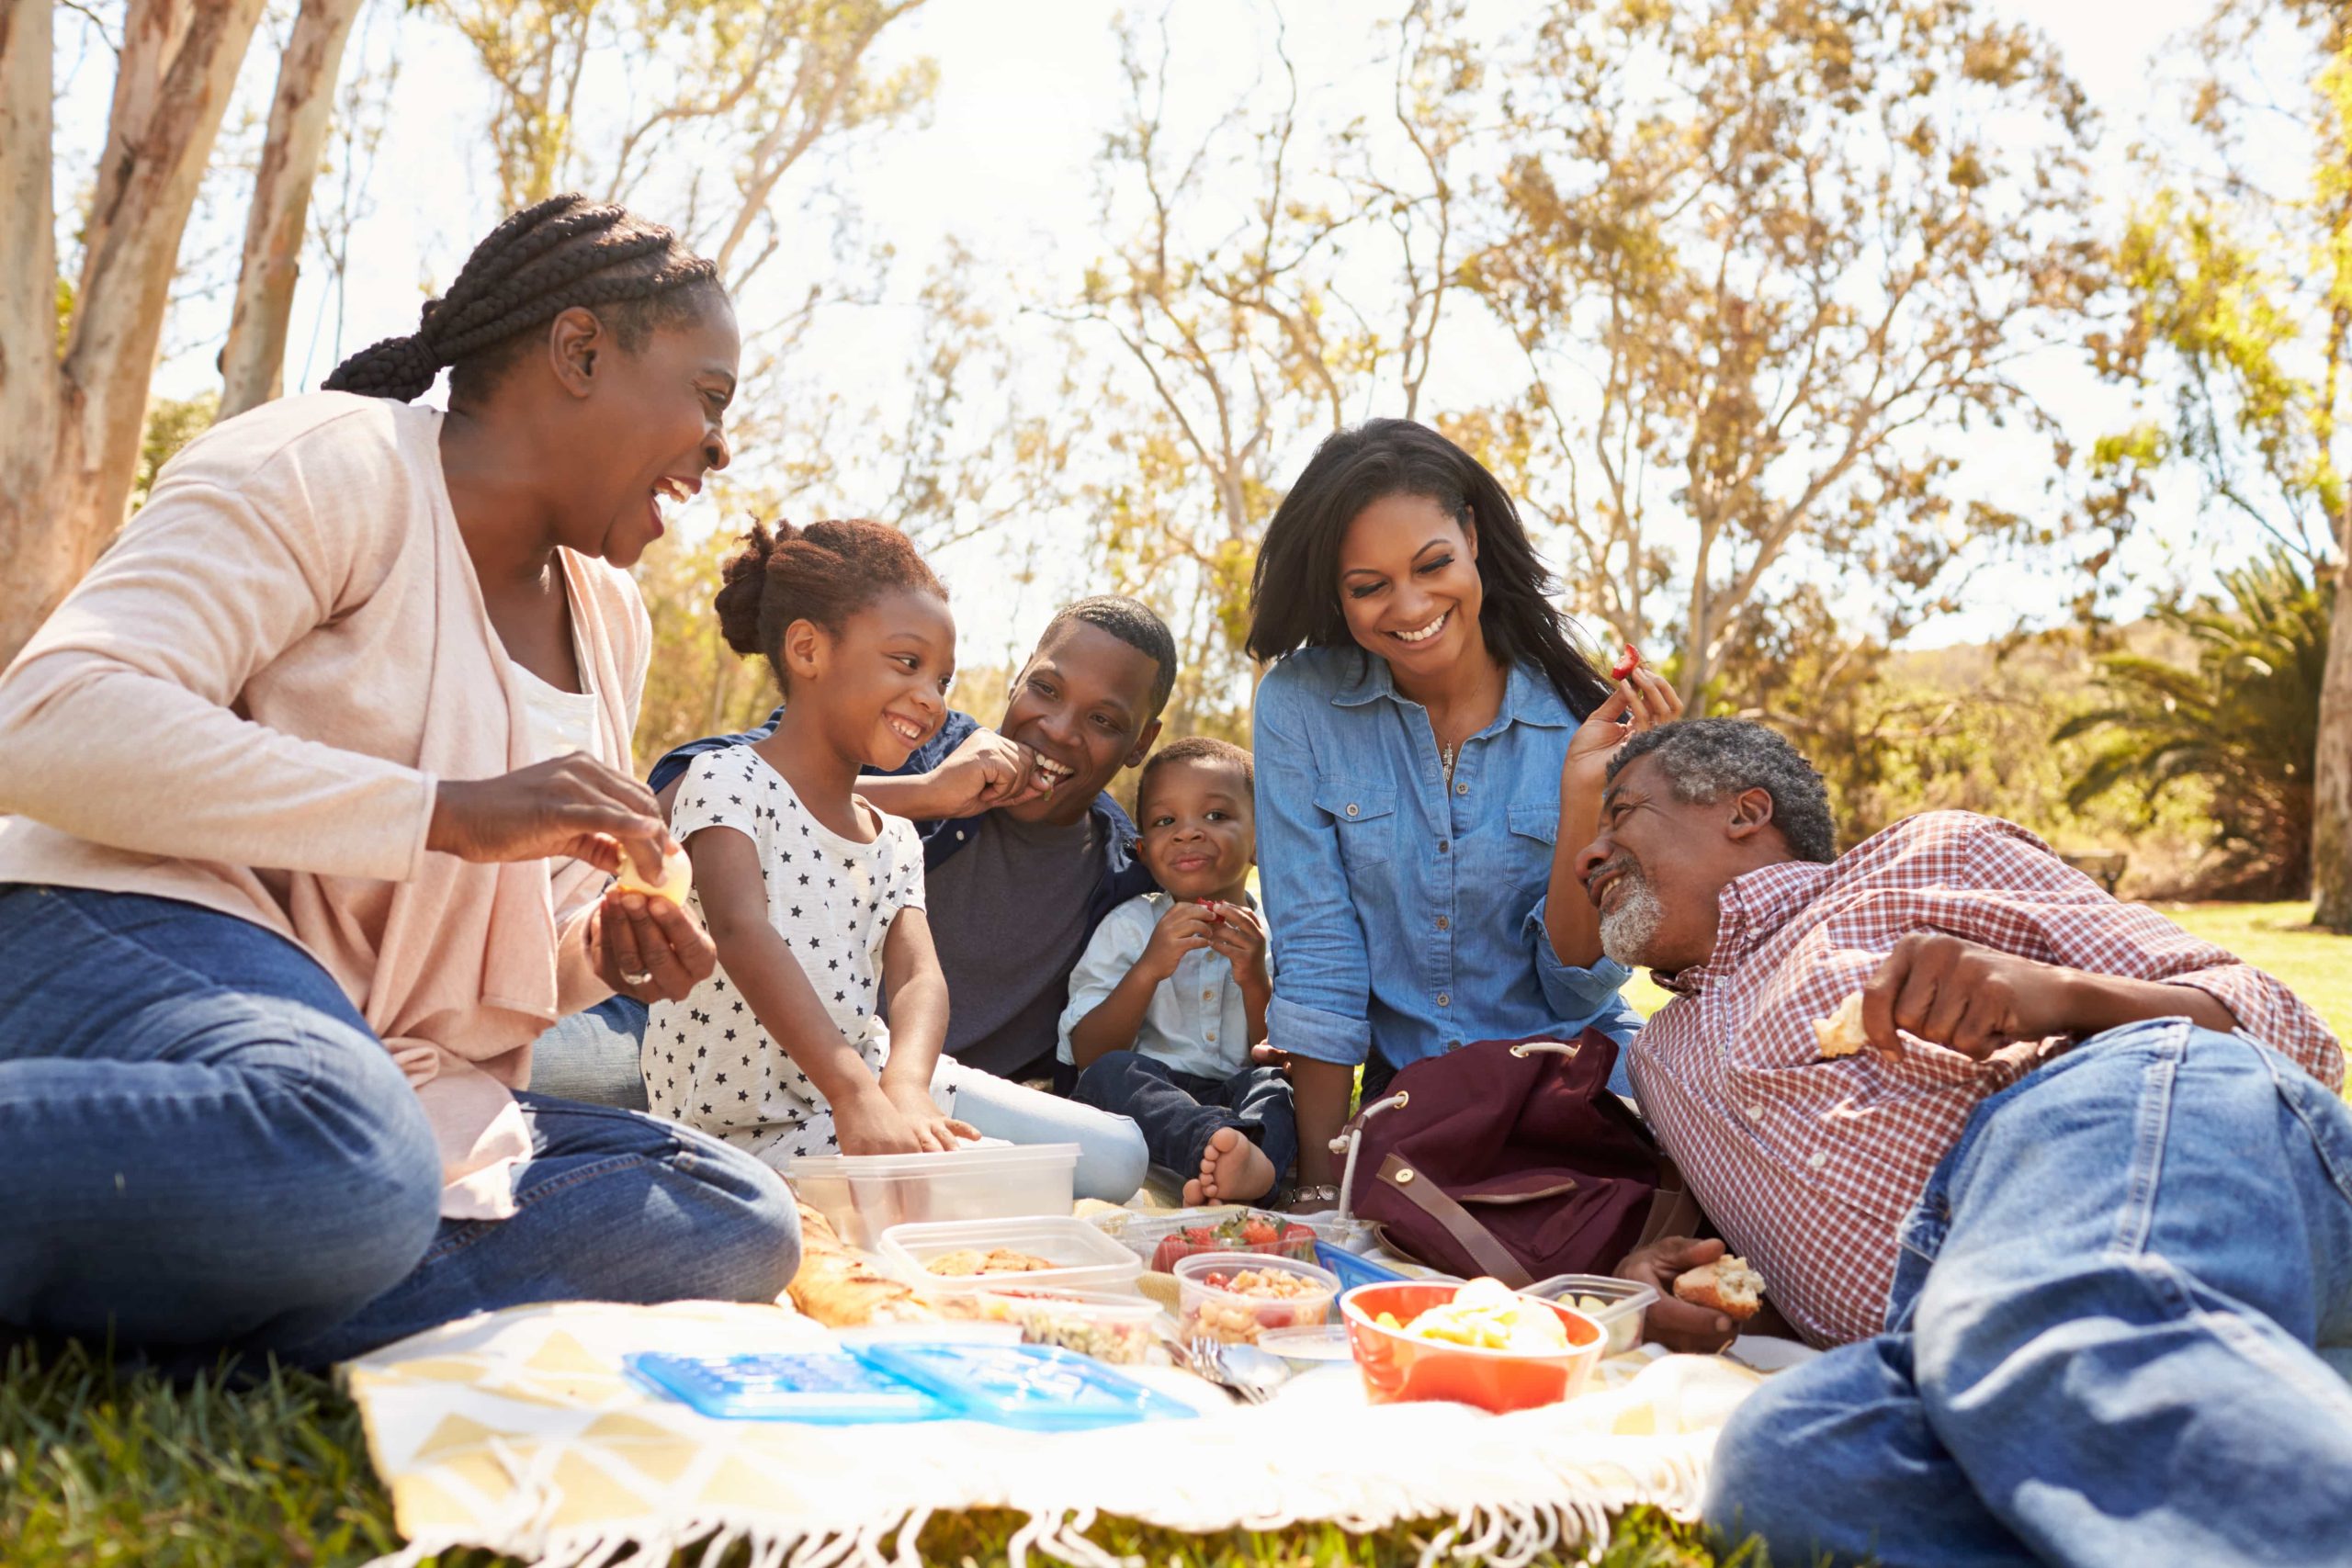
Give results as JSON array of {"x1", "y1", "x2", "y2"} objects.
[
  {"x1": 1317, "y1": 782, "x2": 1396, "y2": 874},
  {"x1": 1503, "y1": 802, "x2": 1560, "y2": 894}
]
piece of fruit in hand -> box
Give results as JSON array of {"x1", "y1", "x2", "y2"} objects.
[
  {"x1": 1199, "y1": 898, "x2": 1226, "y2": 924},
  {"x1": 615, "y1": 842, "x2": 693, "y2": 907},
  {"x1": 1610, "y1": 642, "x2": 1642, "y2": 682}
]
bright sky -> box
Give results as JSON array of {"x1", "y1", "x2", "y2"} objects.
[{"x1": 110, "y1": 0, "x2": 2232, "y2": 666}]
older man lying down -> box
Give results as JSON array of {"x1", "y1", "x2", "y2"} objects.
[{"x1": 1579, "y1": 718, "x2": 2350, "y2": 1568}]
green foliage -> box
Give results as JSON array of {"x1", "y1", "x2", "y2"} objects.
[
  {"x1": 2054, "y1": 547, "x2": 2329, "y2": 897},
  {"x1": 130, "y1": 393, "x2": 224, "y2": 516}
]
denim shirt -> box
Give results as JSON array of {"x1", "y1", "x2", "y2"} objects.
[
  {"x1": 1251, "y1": 646, "x2": 1639, "y2": 1070},
  {"x1": 649, "y1": 706, "x2": 1154, "y2": 930}
]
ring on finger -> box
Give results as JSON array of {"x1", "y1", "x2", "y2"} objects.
[{"x1": 619, "y1": 966, "x2": 653, "y2": 987}]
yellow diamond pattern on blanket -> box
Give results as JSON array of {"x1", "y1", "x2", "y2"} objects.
[{"x1": 343, "y1": 1299, "x2": 1772, "y2": 1568}]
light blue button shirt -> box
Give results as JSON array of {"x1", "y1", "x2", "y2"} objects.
[
  {"x1": 1056, "y1": 891, "x2": 1273, "y2": 1079},
  {"x1": 1251, "y1": 645, "x2": 1639, "y2": 1070}
]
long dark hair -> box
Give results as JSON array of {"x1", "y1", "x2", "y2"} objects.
[
  {"x1": 324, "y1": 193, "x2": 722, "y2": 404},
  {"x1": 1245, "y1": 418, "x2": 1611, "y2": 715}
]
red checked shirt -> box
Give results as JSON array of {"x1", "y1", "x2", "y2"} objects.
[{"x1": 1625, "y1": 811, "x2": 2344, "y2": 1348}]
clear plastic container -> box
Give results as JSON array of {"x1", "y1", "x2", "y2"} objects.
[
  {"x1": 879, "y1": 1215, "x2": 1144, "y2": 1296},
  {"x1": 967, "y1": 1286, "x2": 1166, "y2": 1365},
  {"x1": 1524, "y1": 1273, "x2": 1660, "y2": 1357},
  {"x1": 1091, "y1": 1205, "x2": 1376, "y2": 1268},
  {"x1": 1173, "y1": 1251, "x2": 1340, "y2": 1345},
  {"x1": 1259, "y1": 1324, "x2": 1354, "y2": 1367},
  {"x1": 787, "y1": 1143, "x2": 1080, "y2": 1250}
]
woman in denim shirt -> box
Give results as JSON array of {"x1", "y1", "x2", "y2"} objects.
[{"x1": 1246, "y1": 420, "x2": 1680, "y2": 1203}]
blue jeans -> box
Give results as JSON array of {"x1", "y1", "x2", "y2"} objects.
[
  {"x1": 1704, "y1": 1021, "x2": 2352, "y2": 1567},
  {"x1": 1072, "y1": 1051, "x2": 1298, "y2": 1182},
  {"x1": 0, "y1": 886, "x2": 799, "y2": 1367},
  {"x1": 530, "y1": 995, "x2": 651, "y2": 1111}
]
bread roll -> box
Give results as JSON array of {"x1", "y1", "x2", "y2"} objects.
[
  {"x1": 785, "y1": 1200, "x2": 940, "y2": 1326},
  {"x1": 1673, "y1": 1255, "x2": 1765, "y2": 1320},
  {"x1": 1814, "y1": 991, "x2": 1868, "y2": 1058}
]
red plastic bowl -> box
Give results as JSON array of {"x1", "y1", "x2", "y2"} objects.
[{"x1": 1341, "y1": 1281, "x2": 1606, "y2": 1413}]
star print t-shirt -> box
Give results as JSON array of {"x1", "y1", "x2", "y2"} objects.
[{"x1": 643, "y1": 745, "x2": 925, "y2": 1168}]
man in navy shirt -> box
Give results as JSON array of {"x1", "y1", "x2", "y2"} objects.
[{"x1": 533, "y1": 597, "x2": 1175, "y2": 1102}]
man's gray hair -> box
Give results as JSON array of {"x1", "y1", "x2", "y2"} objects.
[{"x1": 1605, "y1": 718, "x2": 1837, "y2": 863}]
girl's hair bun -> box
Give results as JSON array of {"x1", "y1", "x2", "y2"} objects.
[
  {"x1": 714, "y1": 521, "x2": 785, "y2": 656},
  {"x1": 711, "y1": 517, "x2": 945, "y2": 694}
]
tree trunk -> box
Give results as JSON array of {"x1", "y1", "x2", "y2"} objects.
[
  {"x1": 219, "y1": 0, "x2": 367, "y2": 420},
  {"x1": 0, "y1": 0, "x2": 266, "y2": 667},
  {"x1": 2312, "y1": 541, "x2": 2352, "y2": 931}
]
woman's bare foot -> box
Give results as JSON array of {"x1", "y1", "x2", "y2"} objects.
[{"x1": 1183, "y1": 1125, "x2": 1275, "y2": 1206}]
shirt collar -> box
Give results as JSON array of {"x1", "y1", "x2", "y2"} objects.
[
  {"x1": 1330, "y1": 652, "x2": 1578, "y2": 730},
  {"x1": 1657, "y1": 858, "x2": 1833, "y2": 996}
]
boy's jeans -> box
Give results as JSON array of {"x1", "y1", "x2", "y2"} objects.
[
  {"x1": 1704, "y1": 1019, "x2": 2352, "y2": 1568},
  {"x1": 1072, "y1": 1050, "x2": 1298, "y2": 1183},
  {"x1": 0, "y1": 886, "x2": 799, "y2": 1368}
]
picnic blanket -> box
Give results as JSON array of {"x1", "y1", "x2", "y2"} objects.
[{"x1": 345, "y1": 1298, "x2": 1770, "y2": 1568}]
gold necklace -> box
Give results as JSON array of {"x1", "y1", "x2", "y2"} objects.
[{"x1": 1440, "y1": 740, "x2": 1458, "y2": 784}]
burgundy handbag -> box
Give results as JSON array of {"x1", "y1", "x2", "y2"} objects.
[{"x1": 1340, "y1": 1030, "x2": 1699, "y2": 1287}]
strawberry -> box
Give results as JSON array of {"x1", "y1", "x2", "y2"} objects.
[
  {"x1": 1611, "y1": 642, "x2": 1641, "y2": 682},
  {"x1": 1239, "y1": 1216, "x2": 1279, "y2": 1247}
]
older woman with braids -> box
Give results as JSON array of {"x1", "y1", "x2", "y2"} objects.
[
  {"x1": 1246, "y1": 419, "x2": 1682, "y2": 1208},
  {"x1": 0, "y1": 196, "x2": 797, "y2": 1365}
]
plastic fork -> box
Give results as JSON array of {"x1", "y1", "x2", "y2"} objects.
[{"x1": 1184, "y1": 1336, "x2": 1291, "y2": 1404}]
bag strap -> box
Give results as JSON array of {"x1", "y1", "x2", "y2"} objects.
[
  {"x1": 1632, "y1": 1154, "x2": 1705, "y2": 1253},
  {"x1": 1374, "y1": 1154, "x2": 1532, "y2": 1289}
]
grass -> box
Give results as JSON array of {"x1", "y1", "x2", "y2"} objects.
[{"x1": 7, "y1": 902, "x2": 2342, "y2": 1568}]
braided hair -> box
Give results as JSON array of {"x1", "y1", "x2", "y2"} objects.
[
  {"x1": 714, "y1": 519, "x2": 946, "y2": 694},
  {"x1": 324, "y1": 193, "x2": 722, "y2": 403}
]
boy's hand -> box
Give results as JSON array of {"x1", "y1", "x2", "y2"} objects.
[
  {"x1": 1138, "y1": 899, "x2": 1217, "y2": 981},
  {"x1": 881, "y1": 1076, "x2": 980, "y2": 1153},
  {"x1": 1201, "y1": 901, "x2": 1270, "y2": 995}
]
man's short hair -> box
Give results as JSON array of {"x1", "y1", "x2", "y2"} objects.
[
  {"x1": 1137, "y1": 735, "x2": 1253, "y2": 812},
  {"x1": 1607, "y1": 718, "x2": 1837, "y2": 863},
  {"x1": 1043, "y1": 595, "x2": 1178, "y2": 719}
]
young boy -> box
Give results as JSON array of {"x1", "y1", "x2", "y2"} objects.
[{"x1": 1061, "y1": 737, "x2": 1295, "y2": 1204}]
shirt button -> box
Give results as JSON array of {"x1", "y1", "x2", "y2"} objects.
[
  {"x1": 1806, "y1": 1149, "x2": 1828, "y2": 1170},
  {"x1": 1454, "y1": 782, "x2": 1468, "y2": 795},
  {"x1": 1435, "y1": 915, "x2": 1449, "y2": 931},
  {"x1": 1205, "y1": 1030, "x2": 1216, "y2": 1041},
  {"x1": 1438, "y1": 840, "x2": 1450, "y2": 853},
  {"x1": 1745, "y1": 1104, "x2": 1764, "y2": 1121},
  {"x1": 1436, "y1": 993, "x2": 1451, "y2": 1008},
  {"x1": 1345, "y1": 803, "x2": 1360, "y2": 818},
  {"x1": 1203, "y1": 989, "x2": 1216, "y2": 1002}
]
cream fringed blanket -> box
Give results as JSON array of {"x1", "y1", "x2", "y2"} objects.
[{"x1": 345, "y1": 1299, "x2": 1770, "y2": 1568}]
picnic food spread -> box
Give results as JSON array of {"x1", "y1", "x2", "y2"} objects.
[
  {"x1": 1674, "y1": 1255, "x2": 1766, "y2": 1320},
  {"x1": 1374, "y1": 1277, "x2": 1572, "y2": 1354},
  {"x1": 786, "y1": 1201, "x2": 946, "y2": 1326},
  {"x1": 1814, "y1": 991, "x2": 1868, "y2": 1058},
  {"x1": 1178, "y1": 1254, "x2": 1340, "y2": 1345},
  {"x1": 925, "y1": 1247, "x2": 1059, "y2": 1278}
]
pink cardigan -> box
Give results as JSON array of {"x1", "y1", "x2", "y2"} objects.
[{"x1": 0, "y1": 394, "x2": 650, "y2": 1218}]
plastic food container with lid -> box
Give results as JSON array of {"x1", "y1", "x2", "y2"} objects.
[
  {"x1": 1173, "y1": 1251, "x2": 1341, "y2": 1345},
  {"x1": 1524, "y1": 1273, "x2": 1659, "y2": 1357},
  {"x1": 1340, "y1": 1280, "x2": 1606, "y2": 1413},
  {"x1": 879, "y1": 1215, "x2": 1144, "y2": 1296},
  {"x1": 786, "y1": 1143, "x2": 1080, "y2": 1250},
  {"x1": 967, "y1": 1286, "x2": 1166, "y2": 1365}
]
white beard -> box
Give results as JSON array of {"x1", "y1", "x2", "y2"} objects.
[{"x1": 1597, "y1": 867, "x2": 1666, "y2": 967}]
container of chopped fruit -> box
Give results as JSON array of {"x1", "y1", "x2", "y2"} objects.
[
  {"x1": 1173, "y1": 1252, "x2": 1340, "y2": 1346},
  {"x1": 1341, "y1": 1278, "x2": 1605, "y2": 1413},
  {"x1": 1523, "y1": 1273, "x2": 1659, "y2": 1357},
  {"x1": 1091, "y1": 1207, "x2": 1323, "y2": 1272},
  {"x1": 879, "y1": 1216, "x2": 1144, "y2": 1297},
  {"x1": 967, "y1": 1286, "x2": 1166, "y2": 1365}
]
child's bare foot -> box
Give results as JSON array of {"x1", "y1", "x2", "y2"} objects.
[{"x1": 1188, "y1": 1125, "x2": 1275, "y2": 1205}]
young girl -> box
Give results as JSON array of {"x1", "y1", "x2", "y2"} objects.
[{"x1": 646, "y1": 521, "x2": 1149, "y2": 1195}]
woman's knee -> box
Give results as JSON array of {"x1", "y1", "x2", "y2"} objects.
[{"x1": 667, "y1": 1130, "x2": 801, "y2": 1300}]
